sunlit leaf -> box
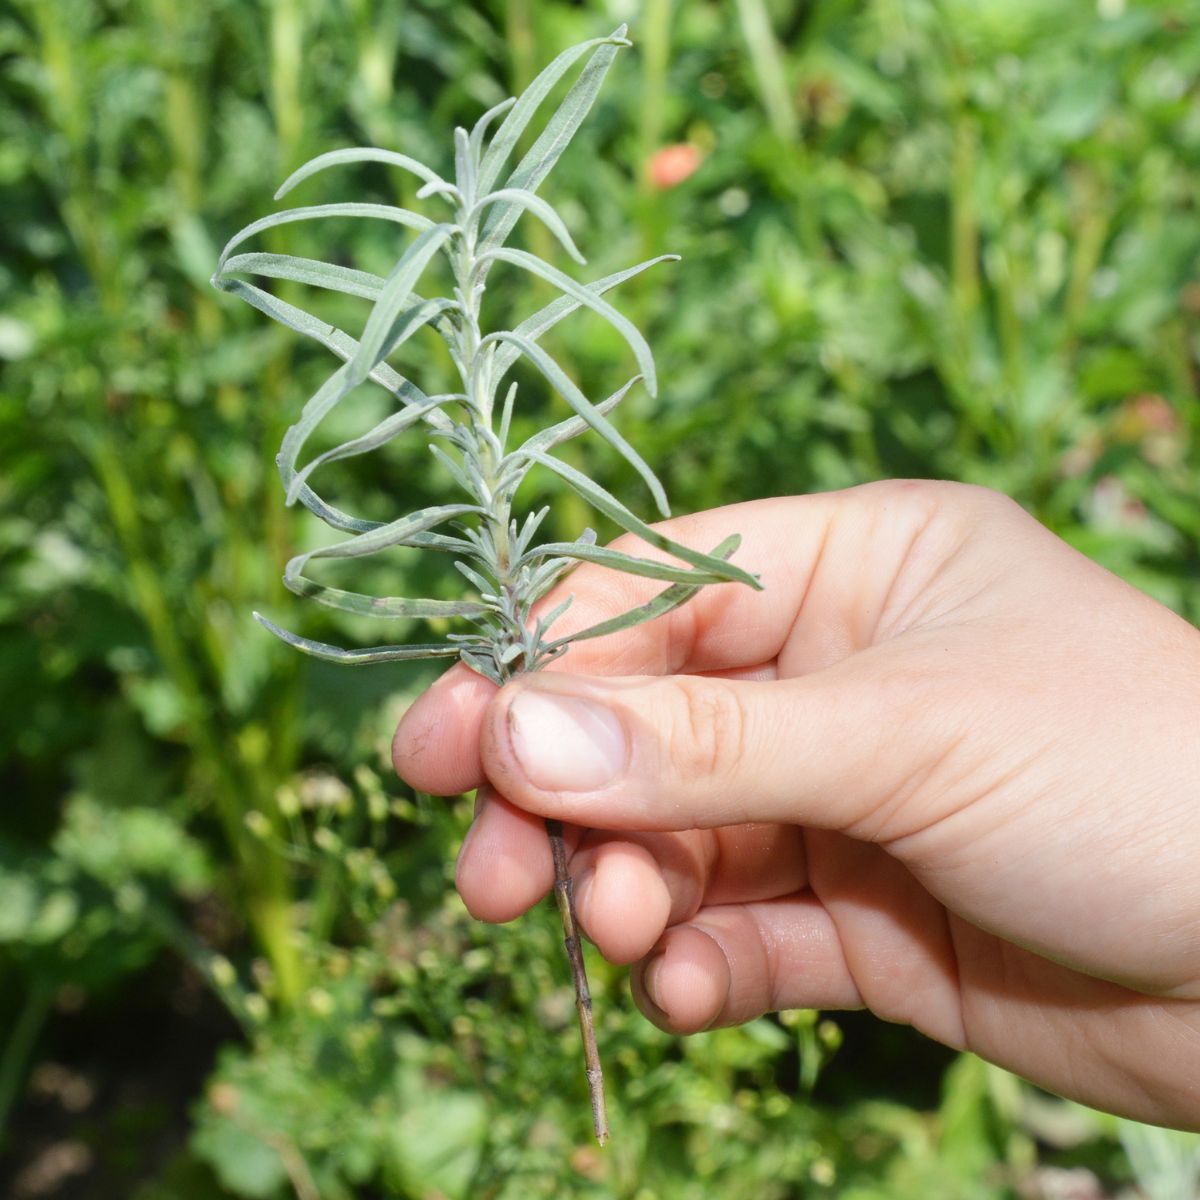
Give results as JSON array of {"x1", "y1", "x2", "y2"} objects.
[
  {"x1": 214, "y1": 203, "x2": 431, "y2": 273},
  {"x1": 468, "y1": 96, "x2": 516, "y2": 165},
  {"x1": 482, "y1": 248, "x2": 657, "y2": 393},
  {"x1": 476, "y1": 27, "x2": 629, "y2": 197},
  {"x1": 348, "y1": 225, "x2": 459, "y2": 386},
  {"x1": 545, "y1": 536, "x2": 743, "y2": 648},
  {"x1": 471, "y1": 189, "x2": 585, "y2": 264},
  {"x1": 274, "y1": 147, "x2": 448, "y2": 199},
  {"x1": 511, "y1": 375, "x2": 640, "y2": 460},
  {"x1": 279, "y1": 298, "x2": 458, "y2": 498},
  {"x1": 220, "y1": 253, "x2": 384, "y2": 300},
  {"x1": 522, "y1": 450, "x2": 760, "y2": 588},
  {"x1": 491, "y1": 256, "x2": 679, "y2": 385},
  {"x1": 285, "y1": 503, "x2": 483, "y2": 574},
  {"x1": 253, "y1": 613, "x2": 460, "y2": 664},
  {"x1": 453, "y1": 127, "x2": 474, "y2": 205},
  {"x1": 485, "y1": 334, "x2": 667, "y2": 515},
  {"x1": 210, "y1": 277, "x2": 453, "y2": 434},
  {"x1": 282, "y1": 574, "x2": 489, "y2": 620},
  {"x1": 286, "y1": 395, "x2": 465, "y2": 504},
  {"x1": 522, "y1": 541, "x2": 738, "y2": 585}
]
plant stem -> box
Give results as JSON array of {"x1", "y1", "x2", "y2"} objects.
[
  {"x1": 0, "y1": 976, "x2": 52, "y2": 1143},
  {"x1": 546, "y1": 817, "x2": 609, "y2": 1144},
  {"x1": 735, "y1": 0, "x2": 799, "y2": 145},
  {"x1": 450, "y1": 172, "x2": 609, "y2": 1143}
]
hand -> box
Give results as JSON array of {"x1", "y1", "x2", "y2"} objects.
[{"x1": 393, "y1": 481, "x2": 1200, "y2": 1130}]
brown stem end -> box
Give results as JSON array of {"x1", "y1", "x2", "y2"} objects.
[{"x1": 545, "y1": 817, "x2": 610, "y2": 1146}]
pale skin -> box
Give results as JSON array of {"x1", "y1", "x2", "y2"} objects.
[{"x1": 392, "y1": 481, "x2": 1200, "y2": 1131}]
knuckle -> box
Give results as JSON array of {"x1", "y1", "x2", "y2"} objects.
[{"x1": 665, "y1": 679, "x2": 749, "y2": 786}]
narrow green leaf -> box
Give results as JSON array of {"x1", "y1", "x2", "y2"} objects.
[
  {"x1": 479, "y1": 32, "x2": 629, "y2": 261},
  {"x1": 497, "y1": 381, "x2": 518, "y2": 450},
  {"x1": 415, "y1": 180, "x2": 461, "y2": 203},
  {"x1": 522, "y1": 542, "x2": 738, "y2": 585},
  {"x1": 535, "y1": 594, "x2": 575, "y2": 637},
  {"x1": 527, "y1": 555, "x2": 574, "y2": 595},
  {"x1": 453, "y1": 126, "x2": 474, "y2": 205},
  {"x1": 282, "y1": 481, "x2": 475, "y2": 553},
  {"x1": 469, "y1": 96, "x2": 516, "y2": 165},
  {"x1": 477, "y1": 27, "x2": 629, "y2": 197},
  {"x1": 288, "y1": 480, "x2": 384, "y2": 534},
  {"x1": 407, "y1": 530, "x2": 479, "y2": 555},
  {"x1": 275, "y1": 148, "x2": 447, "y2": 199},
  {"x1": 545, "y1": 536, "x2": 744, "y2": 649},
  {"x1": 279, "y1": 297, "x2": 458, "y2": 497},
  {"x1": 287, "y1": 395, "x2": 464, "y2": 505},
  {"x1": 215, "y1": 204, "x2": 432, "y2": 273},
  {"x1": 349, "y1": 225, "x2": 458, "y2": 386},
  {"x1": 282, "y1": 574, "x2": 490, "y2": 620},
  {"x1": 284, "y1": 505, "x2": 484, "y2": 598},
  {"x1": 512, "y1": 374, "x2": 640, "y2": 460},
  {"x1": 210, "y1": 277, "x2": 453, "y2": 434},
  {"x1": 429, "y1": 445, "x2": 476, "y2": 496},
  {"x1": 733, "y1": 0, "x2": 799, "y2": 144},
  {"x1": 458, "y1": 649, "x2": 503, "y2": 685},
  {"x1": 492, "y1": 255, "x2": 679, "y2": 383},
  {"x1": 523, "y1": 450, "x2": 761, "y2": 588},
  {"x1": 254, "y1": 613, "x2": 460, "y2": 664},
  {"x1": 220, "y1": 253, "x2": 384, "y2": 300},
  {"x1": 482, "y1": 248, "x2": 656, "y2": 394},
  {"x1": 453, "y1": 561, "x2": 495, "y2": 595},
  {"x1": 471, "y1": 189, "x2": 585, "y2": 264},
  {"x1": 486, "y1": 334, "x2": 668, "y2": 516}
]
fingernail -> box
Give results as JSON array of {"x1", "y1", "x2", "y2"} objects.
[
  {"x1": 508, "y1": 689, "x2": 626, "y2": 791},
  {"x1": 640, "y1": 952, "x2": 668, "y2": 1022},
  {"x1": 460, "y1": 788, "x2": 490, "y2": 862},
  {"x1": 473, "y1": 786, "x2": 492, "y2": 820},
  {"x1": 572, "y1": 867, "x2": 595, "y2": 918}
]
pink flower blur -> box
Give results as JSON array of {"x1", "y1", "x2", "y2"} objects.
[{"x1": 648, "y1": 143, "x2": 702, "y2": 189}]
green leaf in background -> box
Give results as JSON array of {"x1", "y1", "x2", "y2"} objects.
[{"x1": 387, "y1": 1072, "x2": 487, "y2": 1200}]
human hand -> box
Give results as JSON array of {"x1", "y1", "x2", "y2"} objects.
[{"x1": 392, "y1": 481, "x2": 1200, "y2": 1129}]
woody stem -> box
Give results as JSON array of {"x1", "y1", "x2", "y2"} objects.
[{"x1": 546, "y1": 816, "x2": 609, "y2": 1146}]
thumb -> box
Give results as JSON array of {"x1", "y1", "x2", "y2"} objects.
[{"x1": 480, "y1": 663, "x2": 947, "y2": 837}]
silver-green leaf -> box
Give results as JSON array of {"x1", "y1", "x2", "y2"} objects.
[
  {"x1": 484, "y1": 334, "x2": 667, "y2": 516},
  {"x1": 286, "y1": 395, "x2": 464, "y2": 505},
  {"x1": 470, "y1": 190, "x2": 585, "y2": 264},
  {"x1": 521, "y1": 542, "x2": 739, "y2": 586},
  {"x1": 275, "y1": 148, "x2": 449, "y2": 199},
  {"x1": 491, "y1": 255, "x2": 680, "y2": 385},
  {"x1": 278, "y1": 297, "x2": 458, "y2": 499},
  {"x1": 220, "y1": 253, "x2": 384, "y2": 301},
  {"x1": 476, "y1": 27, "x2": 629, "y2": 197},
  {"x1": 281, "y1": 575, "x2": 489, "y2": 621},
  {"x1": 285, "y1": 503, "x2": 483, "y2": 576},
  {"x1": 348, "y1": 225, "x2": 459, "y2": 387},
  {"x1": 545, "y1": 536, "x2": 744, "y2": 649},
  {"x1": 482, "y1": 248, "x2": 657, "y2": 394},
  {"x1": 510, "y1": 374, "x2": 640, "y2": 460},
  {"x1": 254, "y1": 612, "x2": 461, "y2": 664},
  {"x1": 478, "y1": 28, "x2": 630, "y2": 258},
  {"x1": 210, "y1": 277, "x2": 454, "y2": 434},
  {"x1": 523, "y1": 450, "x2": 760, "y2": 588},
  {"x1": 215, "y1": 203, "x2": 432, "y2": 274}
]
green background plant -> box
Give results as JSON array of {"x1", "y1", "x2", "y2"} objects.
[{"x1": 2, "y1": 0, "x2": 1198, "y2": 1197}]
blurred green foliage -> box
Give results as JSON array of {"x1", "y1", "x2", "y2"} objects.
[{"x1": 1, "y1": 0, "x2": 1198, "y2": 1196}]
